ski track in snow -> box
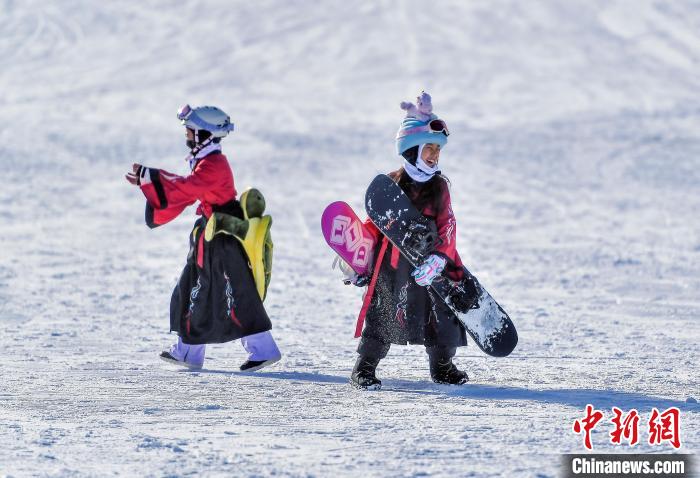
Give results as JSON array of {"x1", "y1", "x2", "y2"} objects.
[{"x1": 0, "y1": 1, "x2": 698, "y2": 476}]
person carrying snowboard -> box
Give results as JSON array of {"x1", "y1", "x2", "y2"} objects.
[
  {"x1": 349, "y1": 91, "x2": 469, "y2": 390},
  {"x1": 125, "y1": 104, "x2": 281, "y2": 372}
]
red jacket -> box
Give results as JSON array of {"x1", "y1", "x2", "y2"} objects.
[{"x1": 139, "y1": 153, "x2": 237, "y2": 228}]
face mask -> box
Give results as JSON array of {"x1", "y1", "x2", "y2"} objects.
[
  {"x1": 403, "y1": 144, "x2": 441, "y2": 183},
  {"x1": 416, "y1": 144, "x2": 440, "y2": 174}
]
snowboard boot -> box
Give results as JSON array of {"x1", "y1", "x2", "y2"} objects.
[
  {"x1": 429, "y1": 357, "x2": 469, "y2": 385},
  {"x1": 350, "y1": 356, "x2": 382, "y2": 390},
  {"x1": 239, "y1": 356, "x2": 281, "y2": 372},
  {"x1": 159, "y1": 351, "x2": 203, "y2": 370},
  {"x1": 240, "y1": 331, "x2": 282, "y2": 372}
]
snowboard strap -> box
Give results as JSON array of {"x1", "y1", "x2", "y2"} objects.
[
  {"x1": 355, "y1": 237, "x2": 390, "y2": 338},
  {"x1": 196, "y1": 226, "x2": 205, "y2": 269},
  {"x1": 390, "y1": 245, "x2": 400, "y2": 269}
]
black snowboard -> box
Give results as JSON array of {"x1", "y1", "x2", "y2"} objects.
[{"x1": 365, "y1": 174, "x2": 517, "y2": 357}]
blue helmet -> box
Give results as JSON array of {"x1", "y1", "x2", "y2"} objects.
[{"x1": 395, "y1": 117, "x2": 448, "y2": 155}]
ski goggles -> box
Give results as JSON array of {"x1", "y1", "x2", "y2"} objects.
[
  {"x1": 178, "y1": 104, "x2": 206, "y2": 132},
  {"x1": 177, "y1": 104, "x2": 194, "y2": 120},
  {"x1": 396, "y1": 119, "x2": 450, "y2": 139},
  {"x1": 177, "y1": 104, "x2": 234, "y2": 135},
  {"x1": 178, "y1": 104, "x2": 200, "y2": 126},
  {"x1": 177, "y1": 104, "x2": 213, "y2": 130}
]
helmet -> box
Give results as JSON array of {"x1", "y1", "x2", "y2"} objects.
[
  {"x1": 395, "y1": 117, "x2": 448, "y2": 155},
  {"x1": 177, "y1": 104, "x2": 234, "y2": 138}
]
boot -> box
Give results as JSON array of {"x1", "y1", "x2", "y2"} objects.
[
  {"x1": 240, "y1": 331, "x2": 282, "y2": 372},
  {"x1": 239, "y1": 357, "x2": 281, "y2": 372},
  {"x1": 430, "y1": 357, "x2": 469, "y2": 385},
  {"x1": 159, "y1": 351, "x2": 203, "y2": 370},
  {"x1": 350, "y1": 356, "x2": 382, "y2": 390}
]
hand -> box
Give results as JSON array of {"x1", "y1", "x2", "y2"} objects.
[
  {"x1": 344, "y1": 273, "x2": 370, "y2": 287},
  {"x1": 412, "y1": 254, "x2": 446, "y2": 286},
  {"x1": 334, "y1": 256, "x2": 371, "y2": 287},
  {"x1": 125, "y1": 163, "x2": 143, "y2": 185}
]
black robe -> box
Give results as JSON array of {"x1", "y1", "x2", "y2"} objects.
[
  {"x1": 170, "y1": 216, "x2": 272, "y2": 345},
  {"x1": 359, "y1": 172, "x2": 468, "y2": 349},
  {"x1": 361, "y1": 242, "x2": 468, "y2": 348},
  {"x1": 138, "y1": 153, "x2": 272, "y2": 345}
]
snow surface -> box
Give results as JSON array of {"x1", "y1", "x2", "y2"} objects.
[{"x1": 1, "y1": 0, "x2": 698, "y2": 476}]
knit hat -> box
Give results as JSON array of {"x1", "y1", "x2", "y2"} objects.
[{"x1": 395, "y1": 91, "x2": 449, "y2": 155}]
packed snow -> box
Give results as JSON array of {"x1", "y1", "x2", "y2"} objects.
[{"x1": 0, "y1": 1, "x2": 698, "y2": 476}]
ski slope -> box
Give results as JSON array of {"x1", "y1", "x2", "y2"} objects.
[{"x1": 0, "y1": 1, "x2": 698, "y2": 476}]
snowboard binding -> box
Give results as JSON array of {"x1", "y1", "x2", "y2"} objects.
[
  {"x1": 447, "y1": 278, "x2": 481, "y2": 313},
  {"x1": 401, "y1": 220, "x2": 440, "y2": 261}
]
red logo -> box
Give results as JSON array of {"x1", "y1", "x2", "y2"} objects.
[
  {"x1": 648, "y1": 407, "x2": 681, "y2": 449},
  {"x1": 572, "y1": 404, "x2": 604, "y2": 450},
  {"x1": 573, "y1": 405, "x2": 682, "y2": 450},
  {"x1": 610, "y1": 407, "x2": 640, "y2": 446}
]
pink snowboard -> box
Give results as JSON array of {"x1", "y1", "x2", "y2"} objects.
[{"x1": 321, "y1": 201, "x2": 376, "y2": 275}]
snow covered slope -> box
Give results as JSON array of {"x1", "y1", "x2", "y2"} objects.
[{"x1": 0, "y1": 1, "x2": 698, "y2": 476}]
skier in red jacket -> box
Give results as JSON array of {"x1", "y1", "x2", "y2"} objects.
[
  {"x1": 126, "y1": 105, "x2": 281, "y2": 371},
  {"x1": 350, "y1": 92, "x2": 469, "y2": 389}
]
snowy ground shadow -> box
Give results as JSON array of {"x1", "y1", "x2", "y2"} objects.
[
  {"x1": 183, "y1": 369, "x2": 349, "y2": 385},
  {"x1": 383, "y1": 380, "x2": 699, "y2": 412},
  {"x1": 183, "y1": 369, "x2": 697, "y2": 412}
]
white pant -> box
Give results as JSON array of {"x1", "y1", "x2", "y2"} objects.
[{"x1": 168, "y1": 331, "x2": 281, "y2": 367}]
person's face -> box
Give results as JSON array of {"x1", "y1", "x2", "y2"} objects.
[
  {"x1": 186, "y1": 128, "x2": 195, "y2": 141},
  {"x1": 421, "y1": 143, "x2": 441, "y2": 168}
]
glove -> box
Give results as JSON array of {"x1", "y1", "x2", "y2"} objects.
[
  {"x1": 334, "y1": 256, "x2": 371, "y2": 287},
  {"x1": 125, "y1": 163, "x2": 143, "y2": 185},
  {"x1": 346, "y1": 273, "x2": 370, "y2": 287},
  {"x1": 412, "y1": 254, "x2": 446, "y2": 286}
]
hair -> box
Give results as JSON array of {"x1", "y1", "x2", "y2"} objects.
[
  {"x1": 196, "y1": 130, "x2": 221, "y2": 144},
  {"x1": 401, "y1": 145, "x2": 419, "y2": 165},
  {"x1": 389, "y1": 167, "x2": 450, "y2": 213}
]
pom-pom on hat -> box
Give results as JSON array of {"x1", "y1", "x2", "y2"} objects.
[{"x1": 395, "y1": 91, "x2": 448, "y2": 155}]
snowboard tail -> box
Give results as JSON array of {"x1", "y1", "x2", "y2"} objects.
[{"x1": 321, "y1": 201, "x2": 376, "y2": 275}]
